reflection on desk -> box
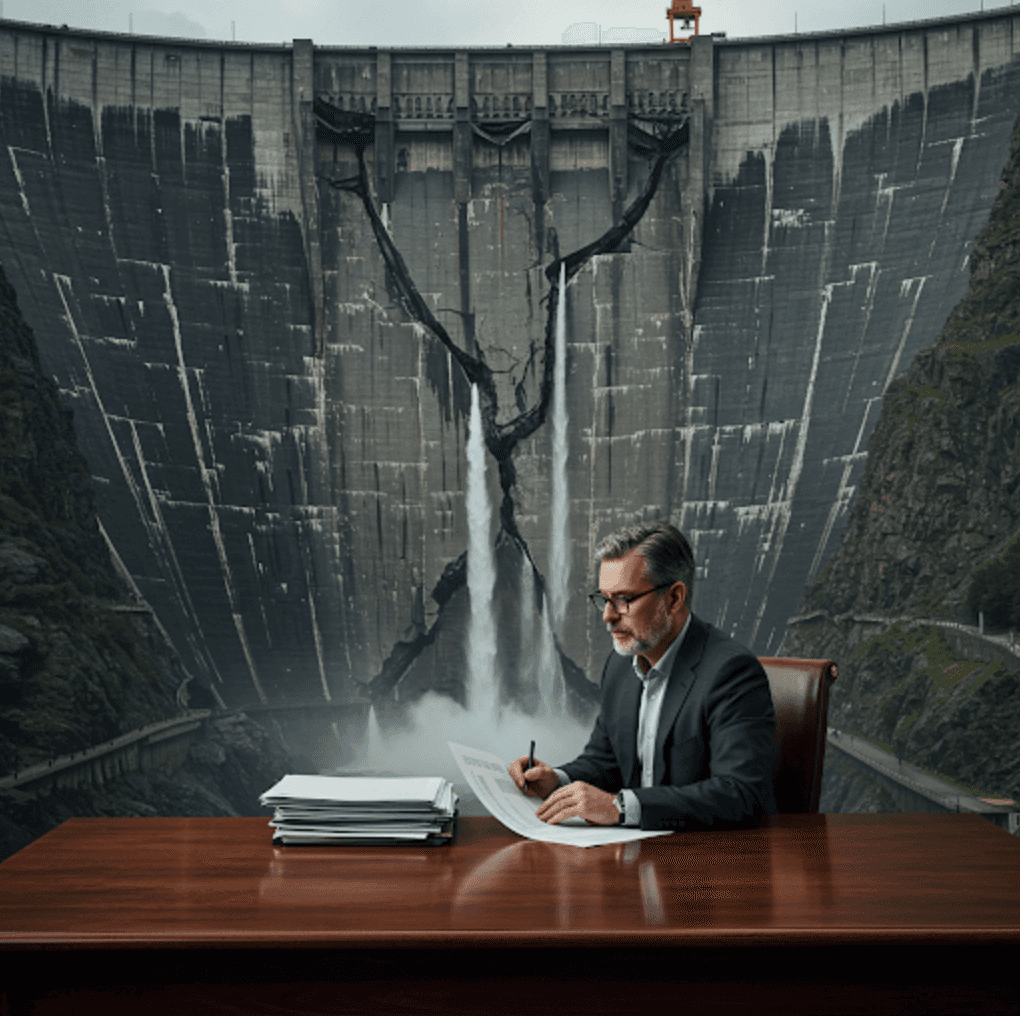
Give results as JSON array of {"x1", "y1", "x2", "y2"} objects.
[{"x1": 249, "y1": 812, "x2": 1019, "y2": 940}]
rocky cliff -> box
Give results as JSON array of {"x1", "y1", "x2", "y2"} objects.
[
  {"x1": 781, "y1": 113, "x2": 1020, "y2": 809},
  {"x1": 0, "y1": 262, "x2": 297, "y2": 861}
]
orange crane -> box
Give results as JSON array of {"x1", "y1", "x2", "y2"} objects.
[{"x1": 667, "y1": 0, "x2": 701, "y2": 41}]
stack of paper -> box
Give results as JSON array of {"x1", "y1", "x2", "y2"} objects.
[{"x1": 260, "y1": 774, "x2": 458, "y2": 846}]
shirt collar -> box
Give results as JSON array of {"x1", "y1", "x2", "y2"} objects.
[{"x1": 632, "y1": 611, "x2": 692, "y2": 684}]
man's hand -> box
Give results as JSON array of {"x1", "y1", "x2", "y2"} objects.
[
  {"x1": 508, "y1": 756, "x2": 559, "y2": 799},
  {"x1": 535, "y1": 782, "x2": 620, "y2": 826}
]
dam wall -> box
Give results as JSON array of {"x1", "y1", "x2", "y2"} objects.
[{"x1": 0, "y1": 12, "x2": 1018, "y2": 719}]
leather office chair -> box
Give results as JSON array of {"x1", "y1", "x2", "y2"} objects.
[{"x1": 758, "y1": 657, "x2": 838, "y2": 813}]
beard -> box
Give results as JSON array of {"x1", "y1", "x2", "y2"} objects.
[{"x1": 607, "y1": 601, "x2": 672, "y2": 657}]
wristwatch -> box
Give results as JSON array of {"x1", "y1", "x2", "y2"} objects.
[{"x1": 615, "y1": 791, "x2": 626, "y2": 825}]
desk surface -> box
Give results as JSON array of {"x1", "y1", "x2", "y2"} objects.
[{"x1": 1, "y1": 813, "x2": 1017, "y2": 950}]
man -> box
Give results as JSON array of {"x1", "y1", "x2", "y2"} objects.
[{"x1": 509, "y1": 521, "x2": 777, "y2": 830}]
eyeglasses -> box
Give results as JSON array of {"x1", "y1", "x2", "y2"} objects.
[{"x1": 588, "y1": 582, "x2": 675, "y2": 614}]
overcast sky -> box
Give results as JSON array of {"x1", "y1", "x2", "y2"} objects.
[{"x1": 1, "y1": 0, "x2": 1006, "y2": 48}]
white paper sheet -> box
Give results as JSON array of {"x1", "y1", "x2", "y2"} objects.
[
  {"x1": 261, "y1": 773, "x2": 448, "y2": 808},
  {"x1": 448, "y1": 742, "x2": 672, "y2": 848}
]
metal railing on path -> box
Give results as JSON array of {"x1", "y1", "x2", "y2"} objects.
[
  {"x1": 0, "y1": 711, "x2": 211, "y2": 794},
  {"x1": 826, "y1": 727, "x2": 1019, "y2": 834},
  {"x1": 788, "y1": 610, "x2": 1020, "y2": 659}
]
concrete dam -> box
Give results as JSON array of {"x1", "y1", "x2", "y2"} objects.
[{"x1": 1, "y1": 11, "x2": 1018, "y2": 762}]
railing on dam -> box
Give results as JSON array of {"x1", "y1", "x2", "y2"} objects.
[
  {"x1": 826, "y1": 728, "x2": 1019, "y2": 835},
  {"x1": 0, "y1": 711, "x2": 211, "y2": 796}
]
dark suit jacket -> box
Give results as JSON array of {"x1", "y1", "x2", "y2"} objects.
[{"x1": 560, "y1": 613, "x2": 777, "y2": 830}]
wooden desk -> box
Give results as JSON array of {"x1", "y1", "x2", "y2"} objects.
[{"x1": 1, "y1": 814, "x2": 1017, "y2": 1014}]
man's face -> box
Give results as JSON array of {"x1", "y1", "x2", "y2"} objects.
[{"x1": 598, "y1": 549, "x2": 681, "y2": 659}]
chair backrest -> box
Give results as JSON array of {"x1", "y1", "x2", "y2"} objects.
[{"x1": 758, "y1": 657, "x2": 838, "y2": 814}]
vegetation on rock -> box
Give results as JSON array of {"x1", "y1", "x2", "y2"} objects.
[
  {"x1": 967, "y1": 534, "x2": 1020, "y2": 631},
  {"x1": 786, "y1": 616, "x2": 1018, "y2": 802}
]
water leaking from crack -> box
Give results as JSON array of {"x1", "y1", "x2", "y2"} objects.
[
  {"x1": 549, "y1": 260, "x2": 570, "y2": 637},
  {"x1": 466, "y1": 383, "x2": 498, "y2": 722}
]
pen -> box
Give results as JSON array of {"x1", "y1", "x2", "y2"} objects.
[{"x1": 524, "y1": 739, "x2": 535, "y2": 794}]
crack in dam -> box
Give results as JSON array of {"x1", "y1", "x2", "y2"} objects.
[{"x1": 317, "y1": 98, "x2": 688, "y2": 708}]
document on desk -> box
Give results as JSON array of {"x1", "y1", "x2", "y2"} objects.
[{"x1": 448, "y1": 742, "x2": 672, "y2": 848}]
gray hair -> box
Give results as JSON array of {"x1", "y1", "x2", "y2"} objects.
[{"x1": 594, "y1": 521, "x2": 696, "y2": 606}]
